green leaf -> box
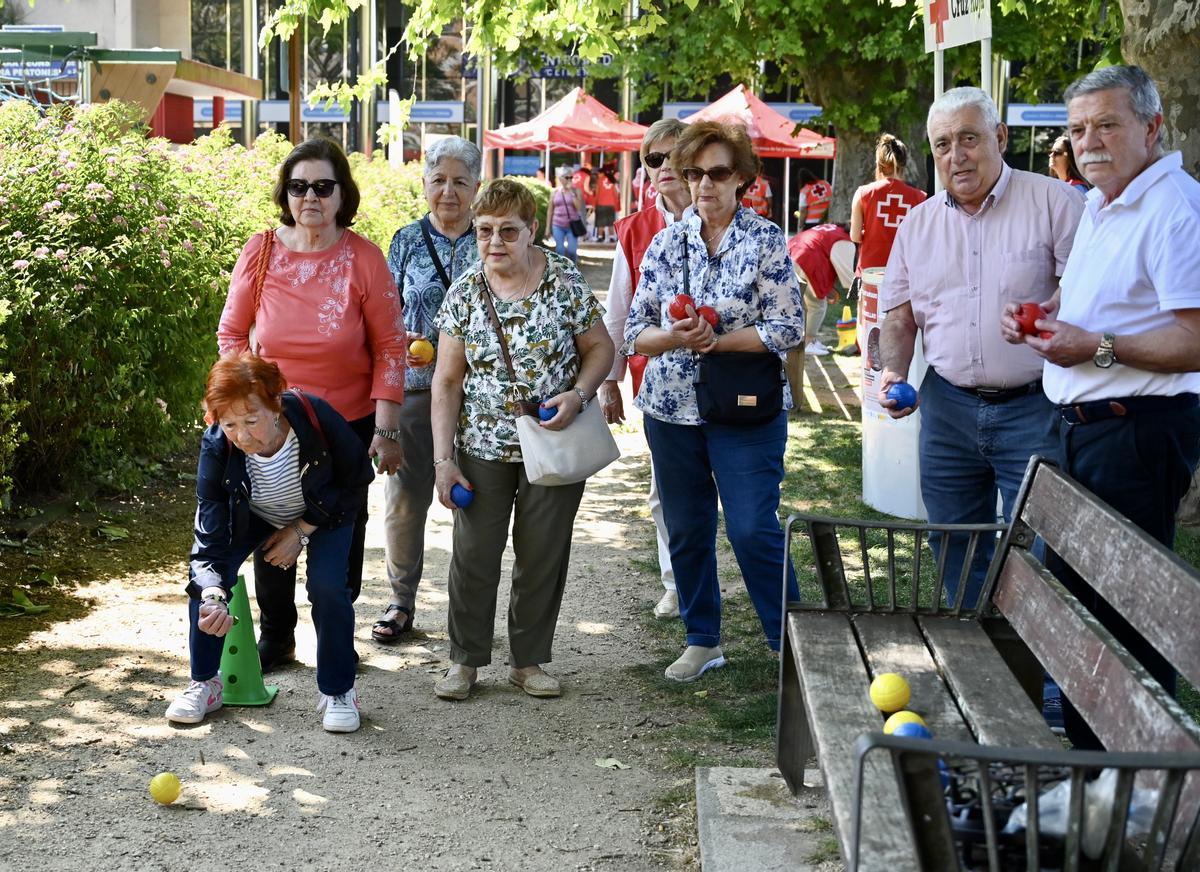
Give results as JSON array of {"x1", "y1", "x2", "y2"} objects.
[{"x1": 97, "y1": 525, "x2": 130, "y2": 541}]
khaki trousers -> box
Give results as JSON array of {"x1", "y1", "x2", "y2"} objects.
[{"x1": 447, "y1": 452, "x2": 585, "y2": 668}]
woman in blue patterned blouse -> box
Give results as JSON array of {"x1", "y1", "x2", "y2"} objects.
[
  {"x1": 376, "y1": 136, "x2": 481, "y2": 643},
  {"x1": 622, "y1": 121, "x2": 804, "y2": 682}
]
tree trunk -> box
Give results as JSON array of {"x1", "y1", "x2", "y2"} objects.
[{"x1": 1118, "y1": 0, "x2": 1200, "y2": 178}]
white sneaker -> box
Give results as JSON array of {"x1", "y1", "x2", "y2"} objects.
[
  {"x1": 317, "y1": 686, "x2": 361, "y2": 733},
  {"x1": 805, "y1": 340, "x2": 831, "y2": 356},
  {"x1": 653, "y1": 589, "x2": 680, "y2": 619},
  {"x1": 665, "y1": 646, "x2": 727, "y2": 682},
  {"x1": 165, "y1": 676, "x2": 223, "y2": 724}
]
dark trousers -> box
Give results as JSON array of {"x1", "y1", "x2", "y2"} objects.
[
  {"x1": 1053, "y1": 403, "x2": 1200, "y2": 748},
  {"x1": 644, "y1": 411, "x2": 799, "y2": 651},
  {"x1": 255, "y1": 412, "x2": 374, "y2": 644},
  {"x1": 189, "y1": 513, "x2": 357, "y2": 695}
]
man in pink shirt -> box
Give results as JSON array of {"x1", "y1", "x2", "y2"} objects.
[{"x1": 877, "y1": 87, "x2": 1083, "y2": 607}]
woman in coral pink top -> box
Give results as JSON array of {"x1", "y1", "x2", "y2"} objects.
[{"x1": 218, "y1": 137, "x2": 406, "y2": 671}]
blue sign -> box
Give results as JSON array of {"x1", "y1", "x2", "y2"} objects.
[
  {"x1": 463, "y1": 52, "x2": 611, "y2": 81},
  {"x1": 504, "y1": 156, "x2": 543, "y2": 177},
  {"x1": 765, "y1": 102, "x2": 823, "y2": 124},
  {"x1": 0, "y1": 60, "x2": 77, "y2": 79},
  {"x1": 198, "y1": 99, "x2": 466, "y2": 126},
  {"x1": 1006, "y1": 103, "x2": 1068, "y2": 127}
]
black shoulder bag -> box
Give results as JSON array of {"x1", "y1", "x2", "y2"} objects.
[{"x1": 688, "y1": 233, "x2": 786, "y2": 426}]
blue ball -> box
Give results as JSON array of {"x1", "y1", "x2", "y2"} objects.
[
  {"x1": 450, "y1": 483, "x2": 475, "y2": 508},
  {"x1": 538, "y1": 403, "x2": 556, "y2": 422},
  {"x1": 887, "y1": 382, "x2": 918, "y2": 410},
  {"x1": 893, "y1": 722, "x2": 933, "y2": 740}
]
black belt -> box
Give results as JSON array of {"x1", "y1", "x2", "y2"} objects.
[
  {"x1": 939, "y1": 370, "x2": 1043, "y2": 403},
  {"x1": 1059, "y1": 393, "x2": 1199, "y2": 425}
]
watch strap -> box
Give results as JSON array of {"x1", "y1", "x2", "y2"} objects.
[
  {"x1": 374, "y1": 426, "x2": 402, "y2": 441},
  {"x1": 574, "y1": 387, "x2": 589, "y2": 410}
]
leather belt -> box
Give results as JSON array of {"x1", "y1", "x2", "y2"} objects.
[
  {"x1": 953, "y1": 379, "x2": 1043, "y2": 403},
  {"x1": 1059, "y1": 393, "x2": 1198, "y2": 425}
]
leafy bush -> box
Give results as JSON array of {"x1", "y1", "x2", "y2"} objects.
[
  {"x1": 506, "y1": 175, "x2": 553, "y2": 241},
  {"x1": 348, "y1": 152, "x2": 425, "y2": 251},
  {"x1": 0, "y1": 102, "x2": 425, "y2": 497}
]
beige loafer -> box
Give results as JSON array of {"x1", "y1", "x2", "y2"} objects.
[
  {"x1": 653, "y1": 589, "x2": 680, "y2": 619},
  {"x1": 434, "y1": 665, "x2": 477, "y2": 701},
  {"x1": 509, "y1": 666, "x2": 561, "y2": 698},
  {"x1": 665, "y1": 645, "x2": 726, "y2": 683}
]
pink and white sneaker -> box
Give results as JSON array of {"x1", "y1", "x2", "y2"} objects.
[{"x1": 165, "y1": 676, "x2": 223, "y2": 724}]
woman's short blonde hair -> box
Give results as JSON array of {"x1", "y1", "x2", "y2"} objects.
[
  {"x1": 641, "y1": 118, "x2": 687, "y2": 162},
  {"x1": 473, "y1": 178, "x2": 537, "y2": 225},
  {"x1": 672, "y1": 120, "x2": 761, "y2": 200}
]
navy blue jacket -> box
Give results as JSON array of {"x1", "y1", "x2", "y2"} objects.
[{"x1": 188, "y1": 391, "x2": 374, "y2": 593}]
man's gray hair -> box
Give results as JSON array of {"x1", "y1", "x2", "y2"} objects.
[
  {"x1": 1064, "y1": 65, "x2": 1164, "y2": 145},
  {"x1": 424, "y1": 136, "x2": 482, "y2": 182},
  {"x1": 927, "y1": 87, "x2": 1001, "y2": 139}
]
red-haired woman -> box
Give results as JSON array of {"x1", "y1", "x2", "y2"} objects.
[{"x1": 166, "y1": 353, "x2": 374, "y2": 733}]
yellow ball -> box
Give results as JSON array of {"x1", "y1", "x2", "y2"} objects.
[
  {"x1": 883, "y1": 710, "x2": 927, "y2": 734},
  {"x1": 409, "y1": 338, "x2": 435, "y2": 367},
  {"x1": 869, "y1": 673, "x2": 911, "y2": 713},
  {"x1": 149, "y1": 772, "x2": 181, "y2": 805}
]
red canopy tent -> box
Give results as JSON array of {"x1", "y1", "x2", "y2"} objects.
[
  {"x1": 685, "y1": 84, "x2": 836, "y2": 159},
  {"x1": 484, "y1": 86, "x2": 648, "y2": 152}
]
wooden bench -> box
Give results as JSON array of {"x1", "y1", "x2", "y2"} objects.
[{"x1": 776, "y1": 456, "x2": 1200, "y2": 870}]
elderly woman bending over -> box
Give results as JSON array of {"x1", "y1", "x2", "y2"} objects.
[
  {"x1": 430, "y1": 179, "x2": 614, "y2": 700},
  {"x1": 623, "y1": 121, "x2": 804, "y2": 683},
  {"x1": 167, "y1": 353, "x2": 374, "y2": 733},
  {"x1": 376, "y1": 136, "x2": 482, "y2": 643}
]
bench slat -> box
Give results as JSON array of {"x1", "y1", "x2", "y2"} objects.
[
  {"x1": 919, "y1": 616, "x2": 1061, "y2": 750},
  {"x1": 852, "y1": 613, "x2": 974, "y2": 744},
  {"x1": 993, "y1": 549, "x2": 1200, "y2": 753},
  {"x1": 788, "y1": 612, "x2": 920, "y2": 870},
  {"x1": 1021, "y1": 463, "x2": 1200, "y2": 691}
]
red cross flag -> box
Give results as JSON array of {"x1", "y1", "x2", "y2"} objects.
[{"x1": 925, "y1": 0, "x2": 991, "y2": 52}]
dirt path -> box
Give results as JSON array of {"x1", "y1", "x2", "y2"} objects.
[{"x1": 0, "y1": 245, "x2": 695, "y2": 871}]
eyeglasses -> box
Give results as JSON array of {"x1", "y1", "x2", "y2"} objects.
[
  {"x1": 643, "y1": 151, "x2": 671, "y2": 169},
  {"x1": 681, "y1": 165, "x2": 736, "y2": 183},
  {"x1": 476, "y1": 225, "x2": 525, "y2": 243},
  {"x1": 1049, "y1": 150, "x2": 1066, "y2": 157},
  {"x1": 285, "y1": 179, "x2": 338, "y2": 198}
]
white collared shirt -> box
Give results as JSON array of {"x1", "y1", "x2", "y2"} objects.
[{"x1": 1043, "y1": 151, "x2": 1200, "y2": 404}]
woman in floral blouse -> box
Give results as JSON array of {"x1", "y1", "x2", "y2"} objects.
[
  {"x1": 430, "y1": 179, "x2": 614, "y2": 701},
  {"x1": 623, "y1": 121, "x2": 804, "y2": 683}
]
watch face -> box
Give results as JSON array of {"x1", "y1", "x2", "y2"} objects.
[{"x1": 1094, "y1": 350, "x2": 1115, "y2": 368}]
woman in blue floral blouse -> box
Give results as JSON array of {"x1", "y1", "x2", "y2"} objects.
[
  {"x1": 375, "y1": 137, "x2": 482, "y2": 643},
  {"x1": 623, "y1": 121, "x2": 804, "y2": 682},
  {"x1": 430, "y1": 179, "x2": 614, "y2": 701}
]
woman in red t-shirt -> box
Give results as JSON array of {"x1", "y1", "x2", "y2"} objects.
[{"x1": 850, "y1": 134, "x2": 927, "y2": 273}]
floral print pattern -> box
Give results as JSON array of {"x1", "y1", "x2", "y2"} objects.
[
  {"x1": 622, "y1": 207, "x2": 805, "y2": 425},
  {"x1": 387, "y1": 216, "x2": 479, "y2": 392},
  {"x1": 436, "y1": 250, "x2": 604, "y2": 462},
  {"x1": 269, "y1": 235, "x2": 356, "y2": 337}
]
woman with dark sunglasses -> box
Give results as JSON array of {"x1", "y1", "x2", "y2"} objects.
[
  {"x1": 217, "y1": 137, "x2": 406, "y2": 674},
  {"x1": 1048, "y1": 134, "x2": 1090, "y2": 196},
  {"x1": 622, "y1": 120, "x2": 805, "y2": 682}
]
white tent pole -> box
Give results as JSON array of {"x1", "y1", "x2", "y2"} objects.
[
  {"x1": 934, "y1": 48, "x2": 945, "y2": 193},
  {"x1": 783, "y1": 157, "x2": 791, "y2": 236}
]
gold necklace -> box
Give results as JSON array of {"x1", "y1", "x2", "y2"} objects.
[
  {"x1": 489, "y1": 252, "x2": 537, "y2": 300},
  {"x1": 701, "y1": 219, "x2": 731, "y2": 245}
]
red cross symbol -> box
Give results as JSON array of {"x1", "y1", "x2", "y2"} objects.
[
  {"x1": 929, "y1": 0, "x2": 948, "y2": 45},
  {"x1": 876, "y1": 193, "x2": 911, "y2": 228}
]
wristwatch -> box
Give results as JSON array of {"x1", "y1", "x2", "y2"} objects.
[
  {"x1": 374, "y1": 426, "x2": 402, "y2": 441},
  {"x1": 573, "y1": 388, "x2": 589, "y2": 411},
  {"x1": 292, "y1": 523, "x2": 310, "y2": 546},
  {"x1": 1093, "y1": 332, "x2": 1117, "y2": 369}
]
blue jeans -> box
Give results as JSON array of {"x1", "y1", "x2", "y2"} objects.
[
  {"x1": 551, "y1": 224, "x2": 578, "y2": 263},
  {"x1": 918, "y1": 369, "x2": 1057, "y2": 607},
  {"x1": 644, "y1": 412, "x2": 799, "y2": 650},
  {"x1": 189, "y1": 513, "x2": 357, "y2": 696}
]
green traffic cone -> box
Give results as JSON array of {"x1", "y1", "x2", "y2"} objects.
[{"x1": 220, "y1": 574, "x2": 278, "y2": 706}]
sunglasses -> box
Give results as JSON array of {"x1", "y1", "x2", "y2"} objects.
[
  {"x1": 643, "y1": 151, "x2": 671, "y2": 169},
  {"x1": 476, "y1": 225, "x2": 525, "y2": 243},
  {"x1": 681, "y1": 165, "x2": 736, "y2": 183},
  {"x1": 285, "y1": 178, "x2": 338, "y2": 198},
  {"x1": 1049, "y1": 149, "x2": 1066, "y2": 157}
]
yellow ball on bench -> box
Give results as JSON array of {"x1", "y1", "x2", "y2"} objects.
[
  {"x1": 869, "y1": 673, "x2": 911, "y2": 713},
  {"x1": 883, "y1": 710, "x2": 927, "y2": 734}
]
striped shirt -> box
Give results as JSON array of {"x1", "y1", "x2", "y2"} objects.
[{"x1": 246, "y1": 429, "x2": 306, "y2": 529}]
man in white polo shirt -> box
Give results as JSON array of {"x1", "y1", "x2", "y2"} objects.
[
  {"x1": 878, "y1": 86, "x2": 1083, "y2": 607},
  {"x1": 1003, "y1": 65, "x2": 1200, "y2": 745}
]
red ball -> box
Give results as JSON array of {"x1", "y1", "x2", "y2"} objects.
[
  {"x1": 668, "y1": 294, "x2": 696, "y2": 321},
  {"x1": 696, "y1": 305, "x2": 719, "y2": 327},
  {"x1": 1014, "y1": 302, "x2": 1047, "y2": 336}
]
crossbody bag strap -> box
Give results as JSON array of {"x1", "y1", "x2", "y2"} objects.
[
  {"x1": 418, "y1": 215, "x2": 453, "y2": 290},
  {"x1": 251, "y1": 229, "x2": 274, "y2": 315},
  {"x1": 681, "y1": 230, "x2": 689, "y2": 296},
  {"x1": 478, "y1": 275, "x2": 533, "y2": 416},
  {"x1": 287, "y1": 388, "x2": 328, "y2": 448}
]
